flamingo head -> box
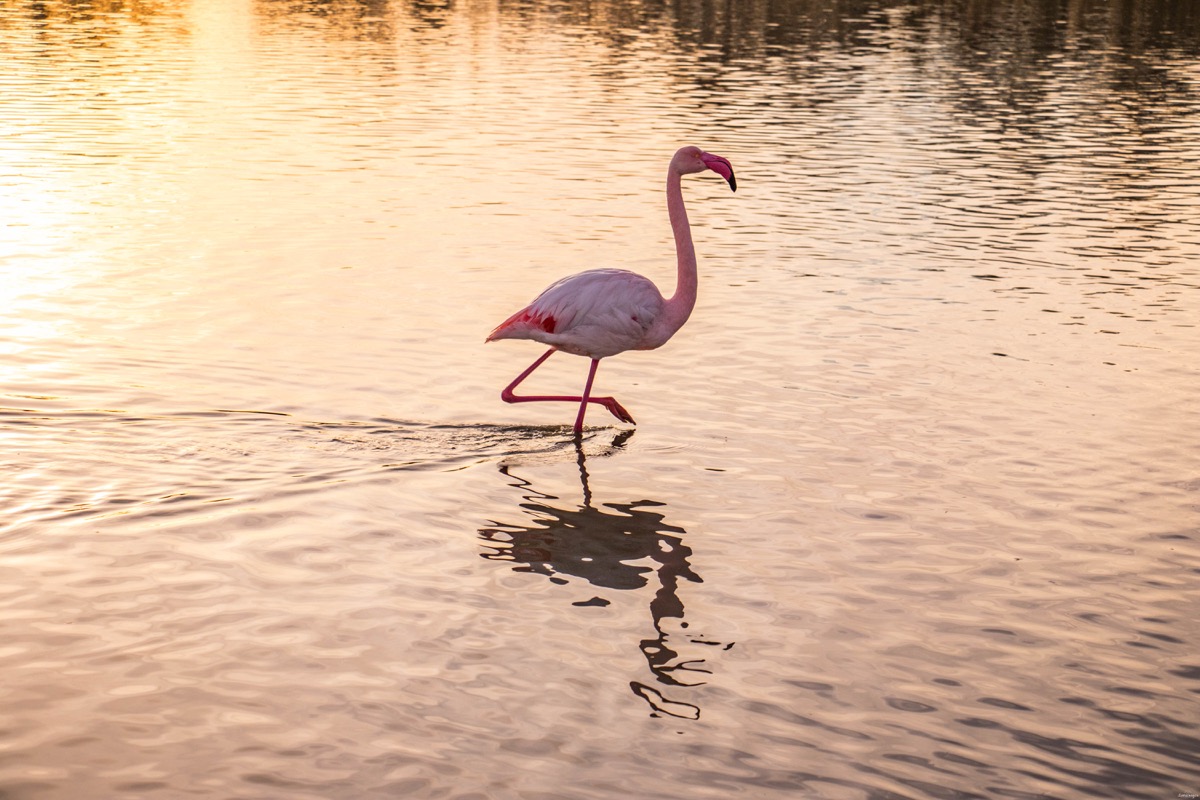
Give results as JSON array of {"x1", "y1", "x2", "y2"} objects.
[{"x1": 675, "y1": 146, "x2": 737, "y2": 192}]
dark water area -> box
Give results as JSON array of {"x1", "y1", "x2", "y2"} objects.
[
  {"x1": 2, "y1": 0, "x2": 1199, "y2": 798},
  {"x1": 251, "y1": 0, "x2": 1200, "y2": 53}
]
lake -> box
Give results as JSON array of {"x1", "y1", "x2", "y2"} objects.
[{"x1": 2, "y1": 0, "x2": 1199, "y2": 797}]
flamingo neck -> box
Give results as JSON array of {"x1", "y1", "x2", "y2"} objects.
[{"x1": 662, "y1": 168, "x2": 697, "y2": 335}]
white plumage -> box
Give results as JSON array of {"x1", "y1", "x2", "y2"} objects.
[
  {"x1": 486, "y1": 145, "x2": 736, "y2": 434},
  {"x1": 488, "y1": 268, "x2": 665, "y2": 359}
]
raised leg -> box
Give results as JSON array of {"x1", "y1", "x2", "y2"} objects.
[
  {"x1": 500, "y1": 348, "x2": 636, "y2": 430},
  {"x1": 500, "y1": 348, "x2": 557, "y2": 403}
]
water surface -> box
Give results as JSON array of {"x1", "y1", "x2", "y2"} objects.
[{"x1": 2, "y1": 0, "x2": 1199, "y2": 797}]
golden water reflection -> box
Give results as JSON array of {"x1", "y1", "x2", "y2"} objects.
[{"x1": 1, "y1": 0, "x2": 1198, "y2": 797}]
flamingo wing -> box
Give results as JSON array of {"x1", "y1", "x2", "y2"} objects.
[{"x1": 487, "y1": 268, "x2": 664, "y2": 359}]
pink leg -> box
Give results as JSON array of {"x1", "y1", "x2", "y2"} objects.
[
  {"x1": 573, "y1": 358, "x2": 600, "y2": 434},
  {"x1": 500, "y1": 348, "x2": 636, "y2": 430}
]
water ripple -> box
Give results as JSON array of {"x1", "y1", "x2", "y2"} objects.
[{"x1": 2, "y1": 0, "x2": 1199, "y2": 798}]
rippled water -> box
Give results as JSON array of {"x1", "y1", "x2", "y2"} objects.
[{"x1": 2, "y1": 0, "x2": 1199, "y2": 797}]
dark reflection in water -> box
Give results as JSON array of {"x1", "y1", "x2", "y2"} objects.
[
  {"x1": 247, "y1": 0, "x2": 1200, "y2": 54},
  {"x1": 17, "y1": 0, "x2": 1200, "y2": 52},
  {"x1": 478, "y1": 433, "x2": 733, "y2": 720}
]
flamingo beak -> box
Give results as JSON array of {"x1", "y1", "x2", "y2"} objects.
[{"x1": 701, "y1": 152, "x2": 736, "y2": 192}]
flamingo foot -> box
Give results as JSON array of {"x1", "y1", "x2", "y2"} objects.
[
  {"x1": 572, "y1": 398, "x2": 634, "y2": 435},
  {"x1": 598, "y1": 397, "x2": 636, "y2": 424}
]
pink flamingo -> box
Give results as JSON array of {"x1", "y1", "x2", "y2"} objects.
[{"x1": 486, "y1": 146, "x2": 736, "y2": 434}]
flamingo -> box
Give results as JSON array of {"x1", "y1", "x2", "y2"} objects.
[{"x1": 486, "y1": 145, "x2": 736, "y2": 434}]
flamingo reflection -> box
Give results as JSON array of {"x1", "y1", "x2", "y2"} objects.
[{"x1": 478, "y1": 433, "x2": 732, "y2": 719}]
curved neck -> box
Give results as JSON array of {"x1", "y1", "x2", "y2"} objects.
[{"x1": 663, "y1": 168, "x2": 697, "y2": 330}]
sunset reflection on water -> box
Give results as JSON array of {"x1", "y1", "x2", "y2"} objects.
[{"x1": 1, "y1": 0, "x2": 1199, "y2": 798}]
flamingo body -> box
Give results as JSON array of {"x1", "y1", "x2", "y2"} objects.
[
  {"x1": 487, "y1": 146, "x2": 736, "y2": 434},
  {"x1": 487, "y1": 268, "x2": 665, "y2": 359}
]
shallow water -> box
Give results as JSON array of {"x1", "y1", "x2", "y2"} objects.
[{"x1": 2, "y1": 0, "x2": 1200, "y2": 797}]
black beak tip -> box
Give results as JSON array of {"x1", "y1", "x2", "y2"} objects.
[{"x1": 729, "y1": 174, "x2": 737, "y2": 192}]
